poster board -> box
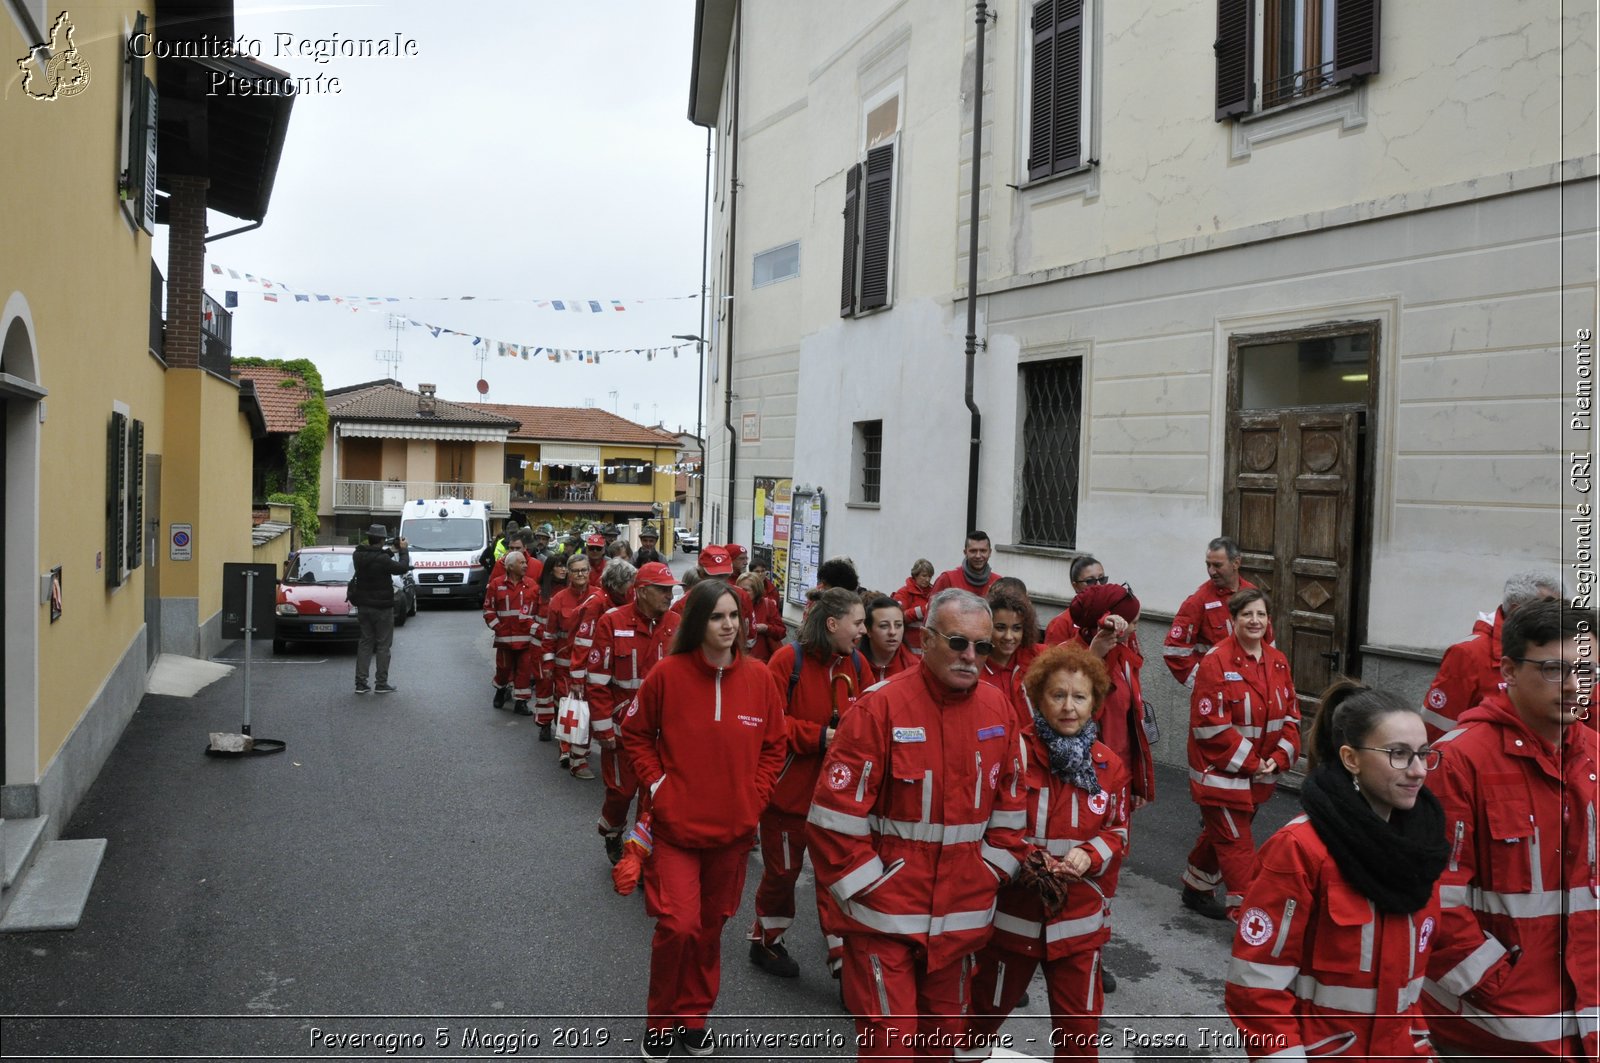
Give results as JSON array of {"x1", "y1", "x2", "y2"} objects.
[
  {"x1": 785, "y1": 488, "x2": 824, "y2": 607},
  {"x1": 752, "y1": 477, "x2": 792, "y2": 585}
]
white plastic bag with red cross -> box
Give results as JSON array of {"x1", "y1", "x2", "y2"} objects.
[{"x1": 555, "y1": 692, "x2": 591, "y2": 747}]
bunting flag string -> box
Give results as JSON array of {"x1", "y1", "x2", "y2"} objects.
[
  {"x1": 214, "y1": 280, "x2": 699, "y2": 364},
  {"x1": 520, "y1": 460, "x2": 706, "y2": 477},
  {"x1": 209, "y1": 263, "x2": 699, "y2": 309}
]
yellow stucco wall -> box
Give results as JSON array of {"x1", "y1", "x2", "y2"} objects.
[
  {"x1": 3, "y1": 3, "x2": 165, "y2": 768},
  {"x1": 600, "y1": 445, "x2": 676, "y2": 508}
]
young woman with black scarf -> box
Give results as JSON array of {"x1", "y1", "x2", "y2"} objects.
[{"x1": 1224, "y1": 680, "x2": 1451, "y2": 1060}]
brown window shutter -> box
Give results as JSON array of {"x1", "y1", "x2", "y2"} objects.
[
  {"x1": 1051, "y1": 0, "x2": 1084, "y2": 174},
  {"x1": 129, "y1": 419, "x2": 145, "y2": 571},
  {"x1": 1214, "y1": 0, "x2": 1254, "y2": 120},
  {"x1": 840, "y1": 162, "x2": 861, "y2": 316},
  {"x1": 858, "y1": 141, "x2": 895, "y2": 311},
  {"x1": 1027, "y1": 0, "x2": 1057, "y2": 181},
  {"x1": 1331, "y1": 0, "x2": 1381, "y2": 83},
  {"x1": 106, "y1": 412, "x2": 127, "y2": 587}
]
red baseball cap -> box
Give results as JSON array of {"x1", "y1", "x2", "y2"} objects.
[
  {"x1": 636, "y1": 561, "x2": 677, "y2": 587},
  {"x1": 584, "y1": 533, "x2": 607, "y2": 548},
  {"x1": 726, "y1": 543, "x2": 747, "y2": 559},
  {"x1": 700, "y1": 546, "x2": 733, "y2": 576}
]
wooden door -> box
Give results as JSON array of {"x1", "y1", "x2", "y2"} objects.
[
  {"x1": 435, "y1": 442, "x2": 472, "y2": 484},
  {"x1": 1224, "y1": 409, "x2": 1362, "y2": 718}
]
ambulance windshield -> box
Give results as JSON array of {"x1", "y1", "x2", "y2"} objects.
[{"x1": 401, "y1": 517, "x2": 485, "y2": 551}]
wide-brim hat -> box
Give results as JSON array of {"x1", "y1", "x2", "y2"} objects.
[{"x1": 365, "y1": 523, "x2": 389, "y2": 539}]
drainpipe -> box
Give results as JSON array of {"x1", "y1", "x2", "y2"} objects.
[
  {"x1": 697, "y1": 125, "x2": 712, "y2": 538},
  {"x1": 722, "y1": 0, "x2": 743, "y2": 545},
  {"x1": 963, "y1": 1, "x2": 991, "y2": 534}
]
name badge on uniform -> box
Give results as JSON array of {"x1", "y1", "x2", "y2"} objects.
[
  {"x1": 616, "y1": 629, "x2": 635, "y2": 638},
  {"x1": 1224, "y1": 671, "x2": 1244, "y2": 681},
  {"x1": 1205, "y1": 601, "x2": 1222, "y2": 609},
  {"x1": 892, "y1": 727, "x2": 926, "y2": 743},
  {"x1": 976, "y1": 725, "x2": 1006, "y2": 741}
]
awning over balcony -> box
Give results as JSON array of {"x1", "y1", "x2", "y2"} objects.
[{"x1": 537, "y1": 443, "x2": 602, "y2": 466}]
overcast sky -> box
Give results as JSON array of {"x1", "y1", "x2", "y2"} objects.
[{"x1": 163, "y1": 0, "x2": 710, "y2": 434}]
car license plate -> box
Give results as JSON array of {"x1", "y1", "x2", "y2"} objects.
[
  {"x1": 432, "y1": 587, "x2": 450, "y2": 595},
  {"x1": 308, "y1": 623, "x2": 337, "y2": 633}
]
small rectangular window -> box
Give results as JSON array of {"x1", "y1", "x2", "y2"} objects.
[
  {"x1": 753, "y1": 242, "x2": 800, "y2": 288},
  {"x1": 853, "y1": 420, "x2": 883, "y2": 505},
  {"x1": 604, "y1": 460, "x2": 653, "y2": 486},
  {"x1": 1019, "y1": 359, "x2": 1083, "y2": 548}
]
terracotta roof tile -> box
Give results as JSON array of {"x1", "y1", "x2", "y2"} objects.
[
  {"x1": 464, "y1": 403, "x2": 679, "y2": 447},
  {"x1": 233, "y1": 366, "x2": 309, "y2": 435},
  {"x1": 329, "y1": 384, "x2": 518, "y2": 427}
]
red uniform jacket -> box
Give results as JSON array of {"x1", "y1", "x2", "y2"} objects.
[
  {"x1": 487, "y1": 553, "x2": 543, "y2": 591},
  {"x1": 1226, "y1": 816, "x2": 1443, "y2": 1060},
  {"x1": 806, "y1": 664, "x2": 1030, "y2": 971},
  {"x1": 482, "y1": 575, "x2": 541, "y2": 649},
  {"x1": 1187, "y1": 636, "x2": 1300, "y2": 811},
  {"x1": 892, "y1": 579, "x2": 932, "y2": 654},
  {"x1": 765, "y1": 644, "x2": 875, "y2": 816},
  {"x1": 988, "y1": 733, "x2": 1129, "y2": 960},
  {"x1": 1079, "y1": 638, "x2": 1156, "y2": 805},
  {"x1": 864, "y1": 643, "x2": 918, "y2": 686},
  {"x1": 1421, "y1": 610, "x2": 1506, "y2": 742},
  {"x1": 749, "y1": 595, "x2": 786, "y2": 661},
  {"x1": 981, "y1": 645, "x2": 1040, "y2": 725},
  {"x1": 1423, "y1": 695, "x2": 1600, "y2": 1060},
  {"x1": 540, "y1": 584, "x2": 609, "y2": 700},
  {"x1": 931, "y1": 567, "x2": 1002, "y2": 598},
  {"x1": 584, "y1": 603, "x2": 680, "y2": 742},
  {"x1": 1043, "y1": 611, "x2": 1079, "y2": 647},
  {"x1": 622, "y1": 649, "x2": 788, "y2": 849},
  {"x1": 1162, "y1": 578, "x2": 1267, "y2": 687}
]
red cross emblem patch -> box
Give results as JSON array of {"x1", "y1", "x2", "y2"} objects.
[
  {"x1": 827, "y1": 762, "x2": 853, "y2": 791},
  {"x1": 1239, "y1": 906, "x2": 1274, "y2": 946}
]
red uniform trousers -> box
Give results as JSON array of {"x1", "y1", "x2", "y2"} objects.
[
  {"x1": 598, "y1": 741, "x2": 642, "y2": 835},
  {"x1": 843, "y1": 933, "x2": 971, "y2": 1062},
  {"x1": 643, "y1": 838, "x2": 748, "y2": 1034},
  {"x1": 493, "y1": 645, "x2": 538, "y2": 702},
  {"x1": 1183, "y1": 804, "x2": 1257, "y2": 912},
  {"x1": 963, "y1": 947, "x2": 1105, "y2": 1062},
  {"x1": 749, "y1": 809, "x2": 845, "y2": 970}
]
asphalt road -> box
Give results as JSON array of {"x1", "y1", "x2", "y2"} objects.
[{"x1": 0, "y1": 578, "x2": 1301, "y2": 1062}]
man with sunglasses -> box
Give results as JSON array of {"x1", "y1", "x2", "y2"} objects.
[
  {"x1": 1162, "y1": 536, "x2": 1270, "y2": 688},
  {"x1": 1423, "y1": 599, "x2": 1598, "y2": 1061},
  {"x1": 807, "y1": 589, "x2": 1028, "y2": 1060}
]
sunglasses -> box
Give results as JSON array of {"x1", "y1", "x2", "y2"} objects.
[{"x1": 926, "y1": 627, "x2": 993, "y2": 656}]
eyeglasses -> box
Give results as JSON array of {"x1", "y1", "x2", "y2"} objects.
[
  {"x1": 926, "y1": 627, "x2": 993, "y2": 657},
  {"x1": 1355, "y1": 746, "x2": 1444, "y2": 771},
  {"x1": 1508, "y1": 657, "x2": 1597, "y2": 684},
  {"x1": 1078, "y1": 575, "x2": 1110, "y2": 585}
]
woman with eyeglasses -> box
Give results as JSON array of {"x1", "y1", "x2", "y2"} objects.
[
  {"x1": 622, "y1": 579, "x2": 788, "y2": 1061},
  {"x1": 1225, "y1": 679, "x2": 1449, "y2": 1060},
  {"x1": 1069, "y1": 583, "x2": 1155, "y2": 812},
  {"x1": 1181, "y1": 588, "x2": 1300, "y2": 921},
  {"x1": 963, "y1": 643, "x2": 1130, "y2": 1060},
  {"x1": 982, "y1": 589, "x2": 1042, "y2": 713}
]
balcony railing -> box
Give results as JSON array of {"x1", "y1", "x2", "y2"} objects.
[
  {"x1": 200, "y1": 291, "x2": 231, "y2": 376},
  {"x1": 334, "y1": 480, "x2": 510, "y2": 514},
  {"x1": 513, "y1": 481, "x2": 599, "y2": 503}
]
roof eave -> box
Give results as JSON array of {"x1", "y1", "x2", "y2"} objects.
[{"x1": 687, "y1": 0, "x2": 736, "y2": 127}]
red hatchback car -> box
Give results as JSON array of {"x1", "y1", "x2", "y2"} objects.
[{"x1": 272, "y1": 546, "x2": 413, "y2": 654}]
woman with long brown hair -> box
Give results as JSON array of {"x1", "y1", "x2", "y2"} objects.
[{"x1": 622, "y1": 580, "x2": 787, "y2": 1061}]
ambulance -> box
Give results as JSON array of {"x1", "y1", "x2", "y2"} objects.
[{"x1": 398, "y1": 498, "x2": 492, "y2": 602}]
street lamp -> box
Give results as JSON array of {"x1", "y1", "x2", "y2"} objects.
[{"x1": 672, "y1": 333, "x2": 707, "y2": 541}]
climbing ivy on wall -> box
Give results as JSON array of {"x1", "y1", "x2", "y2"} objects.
[{"x1": 236, "y1": 357, "x2": 326, "y2": 545}]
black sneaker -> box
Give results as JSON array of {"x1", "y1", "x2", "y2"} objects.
[
  {"x1": 493, "y1": 684, "x2": 510, "y2": 709},
  {"x1": 354, "y1": 682, "x2": 370, "y2": 695},
  {"x1": 749, "y1": 940, "x2": 799, "y2": 978},
  {"x1": 1181, "y1": 886, "x2": 1227, "y2": 920},
  {"x1": 538, "y1": 722, "x2": 553, "y2": 742},
  {"x1": 677, "y1": 1027, "x2": 714, "y2": 1057},
  {"x1": 373, "y1": 683, "x2": 397, "y2": 695},
  {"x1": 640, "y1": 1027, "x2": 675, "y2": 1062},
  {"x1": 1101, "y1": 966, "x2": 1117, "y2": 993},
  {"x1": 513, "y1": 700, "x2": 533, "y2": 716}
]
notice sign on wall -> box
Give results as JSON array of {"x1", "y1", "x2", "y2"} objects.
[{"x1": 170, "y1": 523, "x2": 193, "y2": 562}]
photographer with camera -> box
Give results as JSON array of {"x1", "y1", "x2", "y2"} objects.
[{"x1": 352, "y1": 523, "x2": 411, "y2": 695}]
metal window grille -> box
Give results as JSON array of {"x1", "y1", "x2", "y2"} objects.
[
  {"x1": 1020, "y1": 358, "x2": 1082, "y2": 547},
  {"x1": 858, "y1": 420, "x2": 882, "y2": 504}
]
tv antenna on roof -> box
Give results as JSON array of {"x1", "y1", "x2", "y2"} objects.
[{"x1": 375, "y1": 313, "x2": 407, "y2": 379}]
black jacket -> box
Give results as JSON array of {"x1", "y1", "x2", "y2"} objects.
[
  {"x1": 631, "y1": 547, "x2": 666, "y2": 567},
  {"x1": 350, "y1": 542, "x2": 410, "y2": 608}
]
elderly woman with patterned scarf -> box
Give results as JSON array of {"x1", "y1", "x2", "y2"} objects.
[{"x1": 960, "y1": 643, "x2": 1130, "y2": 1062}]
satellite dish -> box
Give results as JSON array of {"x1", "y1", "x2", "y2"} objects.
[{"x1": 476, "y1": 379, "x2": 489, "y2": 395}]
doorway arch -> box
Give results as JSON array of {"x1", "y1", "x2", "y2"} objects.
[{"x1": 1, "y1": 292, "x2": 44, "y2": 799}]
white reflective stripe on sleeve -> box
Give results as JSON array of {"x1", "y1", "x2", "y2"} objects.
[
  {"x1": 1088, "y1": 836, "x2": 1113, "y2": 864},
  {"x1": 756, "y1": 915, "x2": 793, "y2": 930},
  {"x1": 1162, "y1": 646, "x2": 1194, "y2": 658},
  {"x1": 1577, "y1": 1006, "x2": 1597, "y2": 1040},
  {"x1": 1474, "y1": 885, "x2": 1600, "y2": 918},
  {"x1": 808, "y1": 804, "x2": 873, "y2": 837},
  {"x1": 1192, "y1": 724, "x2": 1232, "y2": 739},
  {"x1": 830, "y1": 855, "x2": 888, "y2": 903},
  {"x1": 590, "y1": 717, "x2": 615, "y2": 735},
  {"x1": 993, "y1": 911, "x2": 1042, "y2": 938},
  {"x1": 1397, "y1": 976, "x2": 1426, "y2": 1012},
  {"x1": 1226, "y1": 957, "x2": 1298, "y2": 991},
  {"x1": 1439, "y1": 884, "x2": 1471, "y2": 909},
  {"x1": 1424, "y1": 982, "x2": 1581, "y2": 1044},
  {"x1": 867, "y1": 816, "x2": 987, "y2": 844},
  {"x1": 614, "y1": 676, "x2": 643, "y2": 690},
  {"x1": 586, "y1": 673, "x2": 612, "y2": 686},
  {"x1": 1042, "y1": 909, "x2": 1106, "y2": 943},
  {"x1": 1433, "y1": 935, "x2": 1508, "y2": 997},
  {"x1": 987, "y1": 808, "x2": 1026, "y2": 829},
  {"x1": 1226, "y1": 738, "x2": 1256, "y2": 772},
  {"x1": 980, "y1": 843, "x2": 1019, "y2": 878},
  {"x1": 1236, "y1": 725, "x2": 1263, "y2": 738},
  {"x1": 1420, "y1": 706, "x2": 1453, "y2": 733},
  {"x1": 1189, "y1": 768, "x2": 1251, "y2": 791}
]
